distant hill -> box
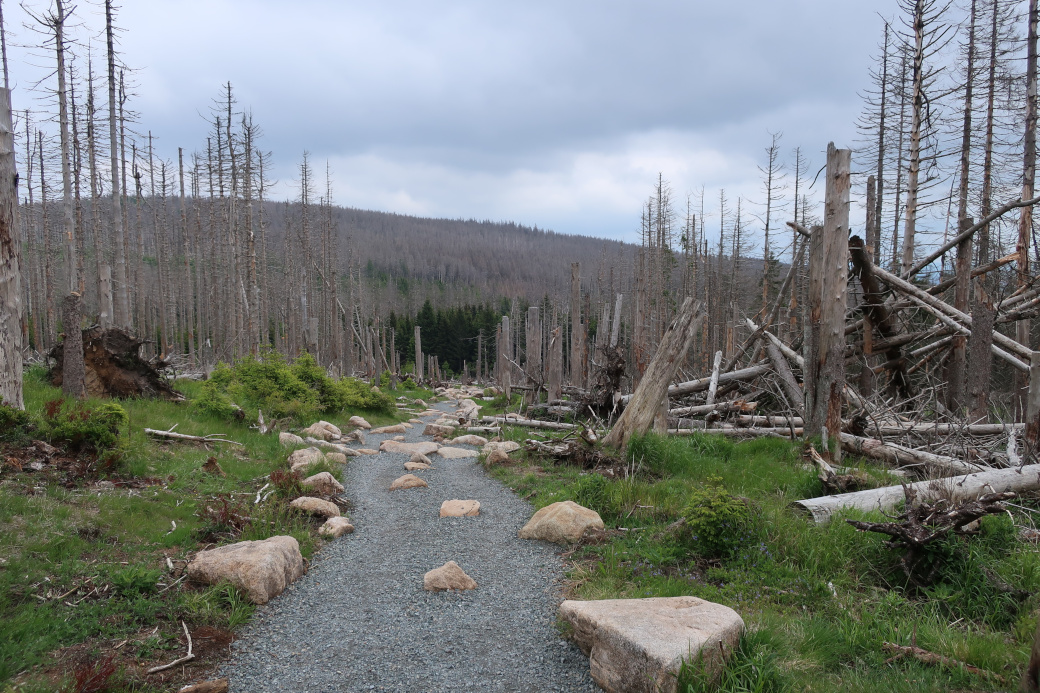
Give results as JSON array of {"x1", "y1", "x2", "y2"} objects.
[{"x1": 262, "y1": 201, "x2": 638, "y2": 315}]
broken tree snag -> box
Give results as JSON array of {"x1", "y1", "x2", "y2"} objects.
[
  {"x1": 763, "y1": 336, "x2": 804, "y2": 418},
  {"x1": 61, "y1": 292, "x2": 87, "y2": 400},
  {"x1": 793, "y1": 463, "x2": 1040, "y2": 524},
  {"x1": 1027, "y1": 351, "x2": 1040, "y2": 462},
  {"x1": 805, "y1": 143, "x2": 850, "y2": 462},
  {"x1": 0, "y1": 87, "x2": 23, "y2": 410},
  {"x1": 49, "y1": 326, "x2": 184, "y2": 400},
  {"x1": 603, "y1": 298, "x2": 704, "y2": 450},
  {"x1": 848, "y1": 235, "x2": 912, "y2": 400},
  {"x1": 839, "y1": 432, "x2": 984, "y2": 476}
]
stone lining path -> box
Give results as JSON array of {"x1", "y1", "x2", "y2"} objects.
[{"x1": 220, "y1": 398, "x2": 598, "y2": 692}]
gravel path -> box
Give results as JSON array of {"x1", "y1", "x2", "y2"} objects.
[{"x1": 221, "y1": 402, "x2": 598, "y2": 692}]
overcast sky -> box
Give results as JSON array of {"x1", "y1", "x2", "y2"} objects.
[{"x1": 6, "y1": 0, "x2": 899, "y2": 244}]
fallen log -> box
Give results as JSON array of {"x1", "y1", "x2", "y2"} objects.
[
  {"x1": 839, "y1": 433, "x2": 985, "y2": 476},
  {"x1": 793, "y1": 464, "x2": 1040, "y2": 524},
  {"x1": 144, "y1": 428, "x2": 244, "y2": 447},
  {"x1": 669, "y1": 426, "x2": 803, "y2": 438},
  {"x1": 870, "y1": 423, "x2": 1023, "y2": 436},
  {"x1": 481, "y1": 416, "x2": 576, "y2": 430},
  {"x1": 621, "y1": 364, "x2": 769, "y2": 405},
  {"x1": 668, "y1": 401, "x2": 757, "y2": 417},
  {"x1": 881, "y1": 642, "x2": 1005, "y2": 684},
  {"x1": 735, "y1": 415, "x2": 804, "y2": 427}
]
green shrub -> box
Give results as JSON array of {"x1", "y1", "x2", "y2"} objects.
[
  {"x1": 41, "y1": 399, "x2": 128, "y2": 453},
  {"x1": 111, "y1": 566, "x2": 161, "y2": 597},
  {"x1": 194, "y1": 352, "x2": 395, "y2": 423},
  {"x1": 337, "y1": 377, "x2": 394, "y2": 413},
  {"x1": 680, "y1": 477, "x2": 760, "y2": 560},
  {"x1": 401, "y1": 377, "x2": 417, "y2": 389},
  {"x1": 0, "y1": 403, "x2": 31, "y2": 442},
  {"x1": 193, "y1": 379, "x2": 240, "y2": 420}
]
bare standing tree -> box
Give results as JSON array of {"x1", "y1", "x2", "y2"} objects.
[{"x1": 106, "y1": 0, "x2": 129, "y2": 328}]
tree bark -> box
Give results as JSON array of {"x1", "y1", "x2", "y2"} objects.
[
  {"x1": 805, "y1": 144, "x2": 850, "y2": 461},
  {"x1": 61, "y1": 292, "x2": 85, "y2": 399},
  {"x1": 604, "y1": 298, "x2": 704, "y2": 449},
  {"x1": 0, "y1": 87, "x2": 22, "y2": 408}
]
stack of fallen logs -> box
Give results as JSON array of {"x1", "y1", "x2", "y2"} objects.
[{"x1": 497, "y1": 226, "x2": 1040, "y2": 523}]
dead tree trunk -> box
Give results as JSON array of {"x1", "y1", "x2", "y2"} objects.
[
  {"x1": 414, "y1": 325, "x2": 422, "y2": 381},
  {"x1": 849, "y1": 235, "x2": 913, "y2": 399},
  {"x1": 526, "y1": 306, "x2": 541, "y2": 390},
  {"x1": 500, "y1": 316, "x2": 510, "y2": 399},
  {"x1": 805, "y1": 144, "x2": 850, "y2": 462},
  {"x1": 570, "y1": 261, "x2": 584, "y2": 387},
  {"x1": 1017, "y1": 0, "x2": 1039, "y2": 410},
  {"x1": 0, "y1": 87, "x2": 22, "y2": 409},
  {"x1": 548, "y1": 326, "x2": 562, "y2": 402},
  {"x1": 61, "y1": 292, "x2": 85, "y2": 399},
  {"x1": 604, "y1": 298, "x2": 704, "y2": 450}
]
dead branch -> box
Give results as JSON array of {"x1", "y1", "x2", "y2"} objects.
[
  {"x1": 144, "y1": 428, "x2": 244, "y2": 446},
  {"x1": 147, "y1": 621, "x2": 194, "y2": 674},
  {"x1": 881, "y1": 642, "x2": 1005, "y2": 684}
]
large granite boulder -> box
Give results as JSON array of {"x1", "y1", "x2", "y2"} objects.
[
  {"x1": 371, "y1": 424, "x2": 407, "y2": 434},
  {"x1": 349, "y1": 415, "x2": 372, "y2": 430},
  {"x1": 186, "y1": 536, "x2": 304, "y2": 605},
  {"x1": 518, "y1": 501, "x2": 603, "y2": 544},
  {"x1": 319, "y1": 517, "x2": 354, "y2": 538},
  {"x1": 559, "y1": 596, "x2": 744, "y2": 693}
]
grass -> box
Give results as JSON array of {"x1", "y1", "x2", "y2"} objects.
[
  {"x1": 487, "y1": 429, "x2": 1040, "y2": 692},
  {"x1": 0, "y1": 367, "x2": 403, "y2": 691}
]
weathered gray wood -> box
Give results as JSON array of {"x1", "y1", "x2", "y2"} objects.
[
  {"x1": 570, "y1": 262, "x2": 584, "y2": 387},
  {"x1": 1027, "y1": 351, "x2": 1040, "y2": 454},
  {"x1": 621, "y1": 364, "x2": 770, "y2": 405},
  {"x1": 793, "y1": 464, "x2": 1040, "y2": 524},
  {"x1": 526, "y1": 306, "x2": 541, "y2": 388},
  {"x1": 98, "y1": 263, "x2": 113, "y2": 328},
  {"x1": 0, "y1": 87, "x2": 21, "y2": 408},
  {"x1": 868, "y1": 257, "x2": 1030, "y2": 367},
  {"x1": 61, "y1": 292, "x2": 85, "y2": 399},
  {"x1": 764, "y1": 337, "x2": 804, "y2": 417},
  {"x1": 604, "y1": 298, "x2": 704, "y2": 449},
  {"x1": 500, "y1": 316, "x2": 511, "y2": 399},
  {"x1": 805, "y1": 143, "x2": 850, "y2": 462},
  {"x1": 669, "y1": 401, "x2": 757, "y2": 417},
  {"x1": 839, "y1": 433, "x2": 984, "y2": 476},
  {"x1": 705, "y1": 350, "x2": 722, "y2": 406},
  {"x1": 547, "y1": 326, "x2": 562, "y2": 402},
  {"x1": 481, "y1": 416, "x2": 576, "y2": 431},
  {"x1": 610, "y1": 293, "x2": 623, "y2": 347},
  {"x1": 415, "y1": 325, "x2": 422, "y2": 380}
]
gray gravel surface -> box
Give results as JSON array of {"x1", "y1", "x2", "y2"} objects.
[{"x1": 221, "y1": 402, "x2": 599, "y2": 692}]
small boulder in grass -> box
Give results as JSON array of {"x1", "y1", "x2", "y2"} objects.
[
  {"x1": 186, "y1": 536, "x2": 304, "y2": 605},
  {"x1": 390, "y1": 474, "x2": 428, "y2": 491},
  {"x1": 349, "y1": 415, "x2": 372, "y2": 430},
  {"x1": 518, "y1": 501, "x2": 603, "y2": 544},
  {"x1": 290, "y1": 496, "x2": 340, "y2": 518},
  {"x1": 485, "y1": 448, "x2": 510, "y2": 465},
  {"x1": 325, "y1": 452, "x2": 348, "y2": 465},
  {"x1": 288, "y1": 447, "x2": 325, "y2": 473},
  {"x1": 319, "y1": 516, "x2": 354, "y2": 538},
  {"x1": 450, "y1": 434, "x2": 488, "y2": 447},
  {"x1": 440, "y1": 500, "x2": 480, "y2": 517},
  {"x1": 423, "y1": 561, "x2": 477, "y2": 591},
  {"x1": 559, "y1": 596, "x2": 744, "y2": 693},
  {"x1": 301, "y1": 471, "x2": 344, "y2": 496},
  {"x1": 279, "y1": 432, "x2": 304, "y2": 447}
]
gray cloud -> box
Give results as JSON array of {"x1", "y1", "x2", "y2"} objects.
[{"x1": 7, "y1": 0, "x2": 898, "y2": 241}]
